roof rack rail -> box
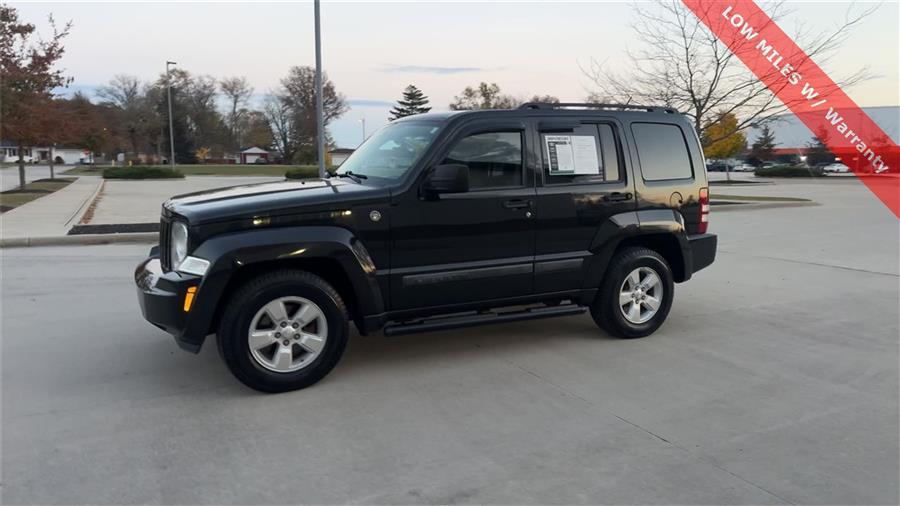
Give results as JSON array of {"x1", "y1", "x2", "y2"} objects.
[{"x1": 518, "y1": 102, "x2": 678, "y2": 114}]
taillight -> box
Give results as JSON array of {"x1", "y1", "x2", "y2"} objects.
[{"x1": 698, "y1": 187, "x2": 710, "y2": 234}]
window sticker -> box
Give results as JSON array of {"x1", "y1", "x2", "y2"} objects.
[{"x1": 545, "y1": 135, "x2": 601, "y2": 175}]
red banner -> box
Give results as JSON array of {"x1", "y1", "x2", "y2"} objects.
[{"x1": 681, "y1": 0, "x2": 900, "y2": 217}]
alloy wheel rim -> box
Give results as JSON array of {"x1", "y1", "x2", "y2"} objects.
[
  {"x1": 619, "y1": 267, "x2": 663, "y2": 324},
  {"x1": 248, "y1": 296, "x2": 328, "y2": 373}
]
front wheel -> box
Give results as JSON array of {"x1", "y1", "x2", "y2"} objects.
[
  {"x1": 217, "y1": 270, "x2": 349, "y2": 393},
  {"x1": 591, "y1": 247, "x2": 674, "y2": 338}
]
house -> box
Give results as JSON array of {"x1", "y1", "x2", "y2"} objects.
[
  {"x1": 0, "y1": 140, "x2": 88, "y2": 164},
  {"x1": 237, "y1": 147, "x2": 269, "y2": 164},
  {"x1": 329, "y1": 148, "x2": 354, "y2": 166}
]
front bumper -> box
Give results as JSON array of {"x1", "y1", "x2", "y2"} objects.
[
  {"x1": 135, "y1": 253, "x2": 204, "y2": 353},
  {"x1": 687, "y1": 233, "x2": 717, "y2": 275}
]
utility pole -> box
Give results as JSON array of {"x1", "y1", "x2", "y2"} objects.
[
  {"x1": 314, "y1": 0, "x2": 326, "y2": 178},
  {"x1": 166, "y1": 61, "x2": 177, "y2": 168}
]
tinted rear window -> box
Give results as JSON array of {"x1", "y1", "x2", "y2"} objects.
[{"x1": 631, "y1": 123, "x2": 693, "y2": 181}]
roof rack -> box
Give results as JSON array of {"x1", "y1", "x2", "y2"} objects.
[{"x1": 518, "y1": 102, "x2": 678, "y2": 114}]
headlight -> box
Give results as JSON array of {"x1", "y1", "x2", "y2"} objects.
[{"x1": 170, "y1": 221, "x2": 189, "y2": 269}]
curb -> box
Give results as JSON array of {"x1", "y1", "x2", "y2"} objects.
[
  {"x1": 711, "y1": 200, "x2": 819, "y2": 212},
  {"x1": 0, "y1": 232, "x2": 157, "y2": 249}
]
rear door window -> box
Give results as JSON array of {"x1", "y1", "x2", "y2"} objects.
[
  {"x1": 541, "y1": 123, "x2": 622, "y2": 185},
  {"x1": 631, "y1": 123, "x2": 693, "y2": 181}
]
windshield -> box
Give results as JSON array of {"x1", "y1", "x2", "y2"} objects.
[{"x1": 336, "y1": 122, "x2": 442, "y2": 180}]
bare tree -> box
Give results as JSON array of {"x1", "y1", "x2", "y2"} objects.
[
  {"x1": 97, "y1": 74, "x2": 141, "y2": 109},
  {"x1": 449, "y1": 83, "x2": 521, "y2": 110},
  {"x1": 97, "y1": 74, "x2": 154, "y2": 155},
  {"x1": 264, "y1": 92, "x2": 296, "y2": 163},
  {"x1": 264, "y1": 66, "x2": 347, "y2": 164},
  {"x1": 583, "y1": 0, "x2": 875, "y2": 143},
  {"x1": 220, "y1": 76, "x2": 253, "y2": 149}
]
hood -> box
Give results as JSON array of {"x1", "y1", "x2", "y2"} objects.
[{"x1": 163, "y1": 178, "x2": 389, "y2": 224}]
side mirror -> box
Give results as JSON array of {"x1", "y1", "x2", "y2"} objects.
[{"x1": 423, "y1": 163, "x2": 469, "y2": 194}]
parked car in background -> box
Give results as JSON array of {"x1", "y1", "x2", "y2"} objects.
[
  {"x1": 823, "y1": 163, "x2": 850, "y2": 173},
  {"x1": 733, "y1": 163, "x2": 755, "y2": 172},
  {"x1": 706, "y1": 161, "x2": 728, "y2": 172}
]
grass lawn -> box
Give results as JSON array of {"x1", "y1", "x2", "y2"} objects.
[
  {"x1": 63, "y1": 164, "x2": 320, "y2": 177},
  {"x1": 0, "y1": 178, "x2": 76, "y2": 213}
]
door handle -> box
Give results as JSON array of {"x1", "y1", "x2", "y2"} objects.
[
  {"x1": 502, "y1": 199, "x2": 532, "y2": 209},
  {"x1": 603, "y1": 192, "x2": 632, "y2": 202}
]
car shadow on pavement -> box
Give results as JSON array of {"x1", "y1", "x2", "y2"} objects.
[{"x1": 168, "y1": 313, "x2": 613, "y2": 396}]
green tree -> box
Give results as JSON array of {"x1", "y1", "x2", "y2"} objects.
[
  {"x1": 703, "y1": 113, "x2": 746, "y2": 160},
  {"x1": 748, "y1": 124, "x2": 777, "y2": 166},
  {"x1": 805, "y1": 128, "x2": 835, "y2": 166},
  {"x1": 0, "y1": 5, "x2": 72, "y2": 186},
  {"x1": 449, "y1": 83, "x2": 520, "y2": 110},
  {"x1": 389, "y1": 84, "x2": 431, "y2": 120}
]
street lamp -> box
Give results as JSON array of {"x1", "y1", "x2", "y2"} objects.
[
  {"x1": 314, "y1": 0, "x2": 326, "y2": 178},
  {"x1": 166, "y1": 60, "x2": 177, "y2": 168}
]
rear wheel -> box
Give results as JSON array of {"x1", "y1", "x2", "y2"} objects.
[
  {"x1": 591, "y1": 247, "x2": 674, "y2": 338},
  {"x1": 217, "y1": 270, "x2": 349, "y2": 393}
]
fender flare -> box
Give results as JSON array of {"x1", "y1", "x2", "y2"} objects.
[
  {"x1": 582, "y1": 209, "x2": 692, "y2": 289},
  {"x1": 180, "y1": 226, "x2": 383, "y2": 345}
]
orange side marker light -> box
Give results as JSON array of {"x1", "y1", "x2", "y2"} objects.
[{"x1": 183, "y1": 286, "x2": 197, "y2": 312}]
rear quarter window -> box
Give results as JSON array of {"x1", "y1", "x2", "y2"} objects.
[{"x1": 631, "y1": 122, "x2": 693, "y2": 181}]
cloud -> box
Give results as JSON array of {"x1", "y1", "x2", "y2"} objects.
[{"x1": 378, "y1": 64, "x2": 484, "y2": 75}]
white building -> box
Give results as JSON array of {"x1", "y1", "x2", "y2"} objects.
[
  {"x1": 0, "y1": 141, "x2": 88, "y2": 164},
  {"x1": 329, "y1": 148, "x2": 355, "y2": 166}
]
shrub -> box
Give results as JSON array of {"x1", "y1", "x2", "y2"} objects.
[
  {"x1": 103, "y1": 166, "x2": 184, "y2": 179},
  {"x1": 754, "y1": 165, "x2": 825, "y2": 178},
  {"x1": 285, "y1": 167, "x2": 327, "y2": 179}
]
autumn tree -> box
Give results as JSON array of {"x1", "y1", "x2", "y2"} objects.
[
  {"x1": 389, "y1": 84, "x2": 431, "y2": 120},
  {"x1": 748, "y1": 124, "x2": 777, "y2": 166},
  {"x1": 64, "y1": 92, "x2": 115, "y2": 165},
  {"x1": 219, "y1": 76, "x2": 253, "y2": 149},
  {"x1": 703, "y1": 113, "x2": 746, "y2": 160},
  {"x1": 449, "y1": 83, "x2": 520, "y2": 110},
  {"x1": 583, "y1": 0, "x2": 875, "y2": 144},
  {"x1": 0, "y1": 5, "x2": 72, "y2": 186}
]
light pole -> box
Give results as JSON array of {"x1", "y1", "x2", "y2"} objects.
[
  {"x1": 359, "y1": 117, "x2": 366, "y2": 146},
  {"x1": 166, "y1": 61, "x2": 177, "y2": 168},
  {"x1": 314, "y1": 0, "x2": 326, "y2": 178}
]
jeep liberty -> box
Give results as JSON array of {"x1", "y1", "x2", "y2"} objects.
[{"x1": 135, "y1": 103, "x2": 717, "y2": 392}]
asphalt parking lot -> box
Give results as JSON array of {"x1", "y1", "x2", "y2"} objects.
[{"x1": 2, "y1": 177, "x2": 897, "y2": 505}]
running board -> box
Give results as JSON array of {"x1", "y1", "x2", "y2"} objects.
[{"x1": 383, "y1": 304, "x2": 587, "y2": 337}]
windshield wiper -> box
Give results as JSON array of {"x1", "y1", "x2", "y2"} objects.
[{"x1": 332, "y1": 171, "x2": 367, "y2": 183}]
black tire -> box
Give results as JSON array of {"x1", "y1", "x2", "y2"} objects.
[
  {"x1": 591, "y1": 247, "x2": 674, "y2": 339},
  {"x1": 217, "y1": 270, "x2": 349, "y2": 393}
]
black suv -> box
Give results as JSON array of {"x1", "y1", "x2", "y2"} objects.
[{"x1": 135, "y1": 103, "x2": 716, "y2": 392}]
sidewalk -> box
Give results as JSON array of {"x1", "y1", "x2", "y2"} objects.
[
  {"x1": 0, "y1": 177, "x2": 103, "y2": 245},
  {"x1": 0, "y1": 175, "x2": 278, "y2": 248}
]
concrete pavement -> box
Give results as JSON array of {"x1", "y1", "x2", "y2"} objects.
[
  {"x1": 88, "y1": 176, "x2": 281, "y2": 225},
  {"x1": 1, "y1": 179, "x2": 897, "y2": 504},
  {"x1": 0, "y1": 164, "x2": 70, "y2": 191},
  {"x1": 0, "y1": 176, "x2": 101, "y2": 242}
]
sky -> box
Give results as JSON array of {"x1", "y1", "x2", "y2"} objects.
[{"x1": 11, "y1": 1, "x2": 900, "y2": 150}]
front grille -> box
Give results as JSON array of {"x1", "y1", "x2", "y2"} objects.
[{"x1": 159, "y1": 217, "x2": 171, "y2": 271}]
